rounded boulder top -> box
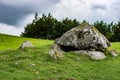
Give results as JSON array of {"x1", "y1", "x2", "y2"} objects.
[{"x1": 55, "y1": 23, "x2": 111, "y2": 51}]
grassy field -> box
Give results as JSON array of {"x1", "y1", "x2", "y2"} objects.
[
  {"x1": 0, "y1": 34, "x2": 120, "y2": 80},
  {"x1": 0, "y1": 34, "x2": 53, "y2": 50}
]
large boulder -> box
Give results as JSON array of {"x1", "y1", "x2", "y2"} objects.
[
  {"x1": 50, "y1": 23, "x2": 112, "y2": 60},
  {"x1": 55, "y1": 23, "x2": 111, "y2": 51}
]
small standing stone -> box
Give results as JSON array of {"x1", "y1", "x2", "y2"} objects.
[
  {"x1": 31, "y1": 64, "x2": 35, "y2": 67},
  {"x1": 110, "y1": 50, "x2": 118, "y2": 57},
  {"x1": 19, "y1": 40, "x2": 33, "y2": 49},
  {"x1": 49, "y1": 49, "x2": 63, "y2": 60},
  {"x1": 51, "y1": 43, "x2": 63, "y2": 52}
]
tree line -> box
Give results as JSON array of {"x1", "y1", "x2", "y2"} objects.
[{"x1": 21, "y1": 13, "x2": 120, "y2": 42}]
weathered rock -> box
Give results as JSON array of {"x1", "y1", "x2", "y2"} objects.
[
  {"x1": 55, "y1": 23, "x2": 111, "y2": 51},
  {"x1": 50, "y1": 23, "x2": 113, "y2": 60},
  {"x1": 110, "y1": 50, "x2": 118, "y2": 57},
  {"x1": 49, "y1": 49, "x2": 63, "y2": 60},
  {"x1": 74, "y1": 50, "x2": 106, "y2": 60},
  {"x1": 106, "y1": 49, "x2": 118, "y2": 57},
  {"x1": 51, "y1": 43, "x2": 63, "y2": 52},
  {"x1": 19, "y1": 40, "x2": 33, "y2": 49}
]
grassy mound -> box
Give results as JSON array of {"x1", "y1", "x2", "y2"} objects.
[
  {"x1": 0, "y1": 34, "x2": 53, "y2": 50},
  {"x1": 0, "y1": 34, "x2": 120, "y2": 80}
]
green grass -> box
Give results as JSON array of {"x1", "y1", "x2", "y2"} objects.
[
  {"x1": 0, "y1": 34, "x2": 53, "y2": 50},
  {"x1": 0, "y1": 34, "x2": 120, "y2": 80}
]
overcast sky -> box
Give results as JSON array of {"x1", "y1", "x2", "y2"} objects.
[{"x1": 0, "y1": 0, "x2": 120, "y2": 36}]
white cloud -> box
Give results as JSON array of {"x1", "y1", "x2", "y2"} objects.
[
  {"x1": 47, "y1": 0, "x2": 120, "y2": 23},
  {"x1": 0, "y1": 12, "x2": 51, "y2": 36},
  {"x1": 0, "y1": 13, "x2": 35, "y2": 36},
  {"x1": 0, "y1": 0, "x2": 59, "y2": 10},
  {"x1": 0, "y1": 23, "x2": 23, "y2": 36},
  {"x1": 0, "y1": 0, "x2": 120, "y2": 36},
  {"x1": 1, "y1": 0, "x2": 120, "y2": 23},
  {"x1": 16, "y1": 14, "x2": 34, "y2": 26},
  {"x1": 0, "y1": 0, "x2": 44, "y2": 6}
]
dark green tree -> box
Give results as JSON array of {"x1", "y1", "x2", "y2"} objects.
[
  {"x1": 22, "y1": 13, "x2": 120, "y2": 41},
  {"x1": 61, "y1": 18, "x2": 79, "y2": 34},
  {"x1": 93, "y1": 21, "x2": 113, "y2": 41},
  {"x1": 21, "y1": 13, "x2": 79, "y2": 39},
  {"x1": 112, "y1": 21, "x2": 120, "y2": 41}
]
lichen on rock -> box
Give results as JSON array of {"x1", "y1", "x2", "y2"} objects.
[
  {"x1": 55, "y1": 23, "x2": 111, "y2": 51},
  {"x1": 50, "y1": 23, "x2": 113, "y2": 60}
]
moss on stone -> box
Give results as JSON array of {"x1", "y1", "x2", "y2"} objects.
[
  {"x1": 77, "y1": 22, "x2": 90, "y2": 29},
  {"x1": 91, "y1": 26, "x2": 102, "y2": 35}
]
